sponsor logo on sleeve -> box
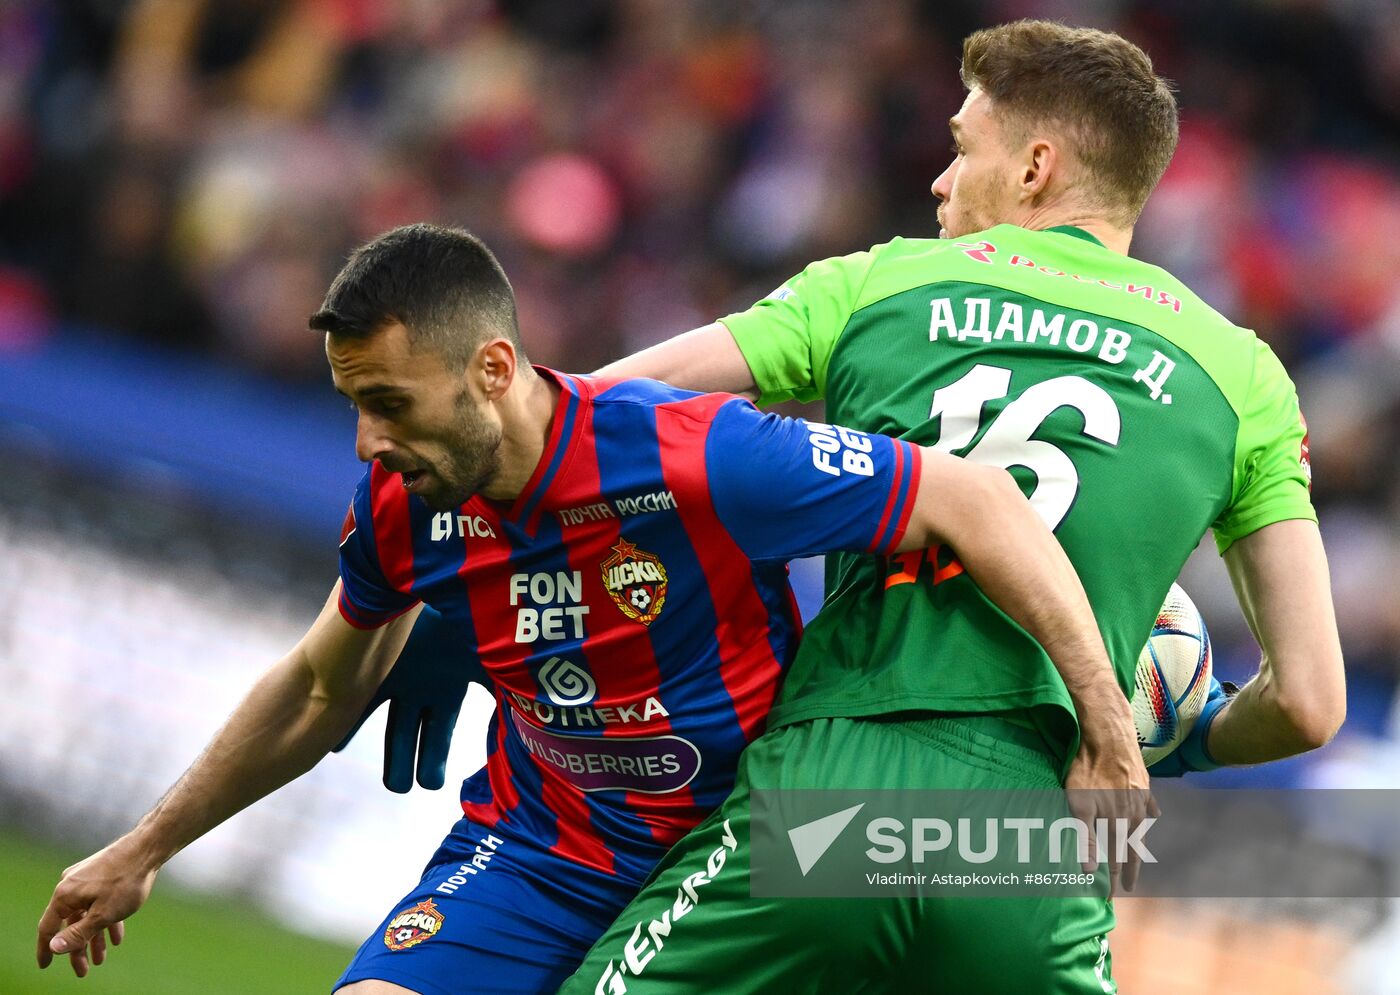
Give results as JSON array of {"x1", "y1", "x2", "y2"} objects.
[
  {"x1": 1299, "y1": 413, "x2": 1312, "y2": 487},
  {"x1": 602, "y1": 540, "x2": 668, "y2": 625},
  {"x1": 384, "y1": 898, "x2": 444, "y2": 951}
]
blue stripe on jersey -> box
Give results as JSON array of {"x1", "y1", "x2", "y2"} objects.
[
  {"x1": 590, "y1": 399, "x2": 749, "y2": 813},
  {"x1": 491, "y1": 714, "x2": 559, "y2": 847},
  {"x1": 751, "y1": 559, "x2": 802, "y2": 680},
  {"x1": 459, "y1": 710, "x2": 500, "y2": 810},
  {"x1": 405, "y1": 492, "x2": 442, "y2": 599}
]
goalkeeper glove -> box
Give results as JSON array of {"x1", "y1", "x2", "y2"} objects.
[
  {"x1": 332, "y1": 606, "x2": 485, "y2": 792},
  {"x1": 1146, "y1": 677, "x2": 1238, "y2": 778}
]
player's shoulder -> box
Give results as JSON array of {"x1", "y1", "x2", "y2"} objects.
[
  {"x1": 1089, "y1": 243, "x2": 1292, "y2": 412},
  {"x1": 852, "y1": 234, "x2": 957, "y2": 269},
  {"x1": 840, "y1": 233, "x2": 1006, "y2": 309},
  {"x1": 1103, "y1": 243, "x2": 1269, "y2": 361},
  {"x1": 588, "y1": 374, "x2": 699, "y2": 406},
  {"x1": 589, "y1": 375, "x2": 744, "y2": 422},
  {"x1": 783, "y1": 236, "x2": 949, "y2": 289},
  {"x1": 1110, "y1": 252, "x2": 1242, "y2": 333}
]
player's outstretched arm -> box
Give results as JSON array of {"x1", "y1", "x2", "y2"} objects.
[
  {"x1": 593, "y1": 323, "x2": 759, "y2": 399},
  {"x1": 899, "y1": 450, "x2": 1153, "y2": 887},
  {"x1": 35, "y1": 583, "x2": 419, "y2": 977},
  {"x1": 1208, "y1": 519, "x2": 1346, "y2": 765}
]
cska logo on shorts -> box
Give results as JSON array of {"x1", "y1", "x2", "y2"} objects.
[
  {"x1": 601, "y1": 538, "x2": 668, "y2": 625},
  {"x1": 383, "y1": 898, "x2": 444, "y2": 951}
]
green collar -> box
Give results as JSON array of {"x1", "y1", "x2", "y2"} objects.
[{"x1": 1045, "y1": 225, "x2": 1105, "y2": 248}]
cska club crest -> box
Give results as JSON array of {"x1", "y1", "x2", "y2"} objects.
[
  {"x1": 383, "y1": 898, "x2": 444, "y2": 951},
  {"x1": 601, "y1": 539, "x2": 669, "y2": 625}
]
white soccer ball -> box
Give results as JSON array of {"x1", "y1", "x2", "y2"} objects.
[
  {"x1": 630, "y1": 588, "x2": 652, "y2": 611},
  {"x1": 1132, "y1": 583, "x2": 1214, "y2": 766}
]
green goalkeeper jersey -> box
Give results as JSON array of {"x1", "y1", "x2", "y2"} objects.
[{"x1": 721, "y1": 224, "x2": 1315, "y2": 764}]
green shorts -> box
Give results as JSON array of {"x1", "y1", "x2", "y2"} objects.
[{"x1": 559, "y1": 713, "x2": 1117, "y2": 994}]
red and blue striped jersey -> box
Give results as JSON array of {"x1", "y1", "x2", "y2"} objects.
[{"x1": 338, "y1": 370, "x2": 920, "y2": 880}]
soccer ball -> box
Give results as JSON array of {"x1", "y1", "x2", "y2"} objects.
[
  {"x1": 1132, "y1": 583, "x2": 1213, "y2": 766},
  {"x1": 629, "y1": 588, "x2": 652, "y2": 611}
]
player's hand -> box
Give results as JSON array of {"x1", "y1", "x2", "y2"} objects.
[
  {"x1": 332, "y1": 606, "x2": 482, "y2": 793},
  {"x1": 1147, "y1": 678, "x2": 1238, "y2": 778},
  {"x1": 36, "y1": 836, "x2": 156, "y2": 976},
  {"x1": 1065, "y1": 708, "x2": 1158, "y2": 895}
]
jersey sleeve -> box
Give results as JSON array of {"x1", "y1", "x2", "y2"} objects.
[
  {"x1": 703, "y1": 398, "x2": 922, "y2": 562},
  {"x1": 338, "y1": 472, "x2": 420, "y2": 629},
  {"x1": 1212, "y1": 338, "x2": 1317, "y2": 553},
  {"x1": 718, "y1": 247, "x2": 879, "y2": 407}
]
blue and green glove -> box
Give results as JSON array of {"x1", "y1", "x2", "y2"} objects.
[
  {"x1": 332, "y1": 606, "x2": 485, "y2": 793},
  {"x1": 1146, "y1": 677, "x2": 1239, "y2": 778}
]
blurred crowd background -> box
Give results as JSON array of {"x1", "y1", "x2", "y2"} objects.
[{"x1": 2, "y1": 0, "x2": 1400, "y2": 991}]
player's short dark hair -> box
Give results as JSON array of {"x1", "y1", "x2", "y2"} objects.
[
  {"x1": 309, "y1": 223, "x2": 524, "y2": 370},
  {"x1": 961, "y1": 20, "x2": 1179, "y2": 226}
]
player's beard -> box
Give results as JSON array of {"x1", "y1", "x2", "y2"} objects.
[
  {"x1": 419, "y1": 388, "x2": 503, "y2": 511},
  {"x1": 938, "y1": 168, "x2": 1005, "y2": 239}
]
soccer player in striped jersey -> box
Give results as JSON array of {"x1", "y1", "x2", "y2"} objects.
[{"x1": 36, "y1": 224, "x2": 1139, "y2": 992}]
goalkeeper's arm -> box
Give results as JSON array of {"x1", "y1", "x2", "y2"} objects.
[{"x1": 1210, "y1": 519, "x2": 1345, "y2": 766}]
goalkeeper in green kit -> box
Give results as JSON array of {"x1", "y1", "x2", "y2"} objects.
[{"x1": 552, "y1": 19, "x2": 1346, "y2": 994}]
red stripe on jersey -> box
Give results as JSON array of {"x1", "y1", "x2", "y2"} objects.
[
  {"x1": 455, "y1": 514, "x2": 521, "y2": 830},
  {"x1": 455, "y1": 490, "x2": 615, "y2": 875},
  {"x1": 537, "y1": 761, "x2": 615, "y2": 874},
  {"x1": 884, "y1": 444, "x2": 923, "y2": 554},
  {"x1": 556, "y1": 402, "x2": 703, "y2": 848},
  {"x1": 336, "y1": 589, "x2": 416, "y2": 630},
  {"x1": 654, "y1": 397, "x2": 784, "y2": 742},
  {"x1": 461, "y1": 695, "x2": 514, "y2": 828},
  {"x1": 370, "y1": 462, "x2": 416, "y2": 593},
  {"x1": 460, "y1": 801, "x2": 499, "y2": 827},
  {"x1": 867, "y1": 437, "x2": 907, "y2": 553},
  {"x1": 506, "y1": 370, "x2": 580, "y2": 530}
]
